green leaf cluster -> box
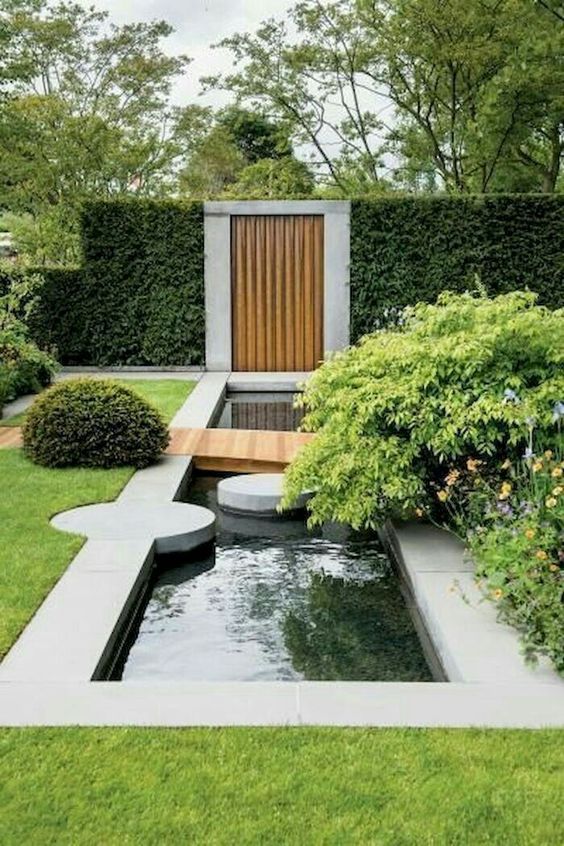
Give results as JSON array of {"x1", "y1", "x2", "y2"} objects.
[
  {"x1": 27, "y1": 199, "x2": 205, "y2": 366},
  {"x1": 468, "y1": 455, "x2": 564, "y2": 672},
  {"x1": 282, "y1": 291, "x2": 564, "y2": 528},
  {"x1": 351, "y1": 195, "x2": 564, "y2": 340}
]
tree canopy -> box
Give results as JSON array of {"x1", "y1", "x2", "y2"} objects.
[{"x1": 207, "y1": 0, "x2": 564, "y2": 194}]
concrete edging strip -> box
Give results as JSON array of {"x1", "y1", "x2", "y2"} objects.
[
  {"x1": 386, "y1": 521, "x2": 562, "y2": 685},
  {"x1": 1, "y1": 374, "x2": 563, "y2": 727},
  {"x1": 0, "y1": 373, "x2": 227, "y2": 686}
]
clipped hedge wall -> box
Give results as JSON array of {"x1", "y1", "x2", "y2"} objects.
[
  {"x1": 30, "y1": 200, "x2": 205, "y2": 366},
  {"x1": 350, "y1": 195, "x2": 564, "y2": 339}
]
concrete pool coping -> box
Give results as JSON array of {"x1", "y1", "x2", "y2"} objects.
[{"x1": 1, "y1": 372, "x2": 563, "y2": 726}]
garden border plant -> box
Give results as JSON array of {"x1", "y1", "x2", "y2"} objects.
[{"x1": 283, "y1": 290, "x2": 564, "y2": 672}]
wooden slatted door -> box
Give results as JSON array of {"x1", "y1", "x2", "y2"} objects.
[{"x1": 231, "y1": 215, "x2": 324, "y2": 371}]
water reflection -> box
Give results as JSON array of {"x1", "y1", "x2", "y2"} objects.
[{"x1": 120, "y1": 476, "x2": 432, "y2": 682}]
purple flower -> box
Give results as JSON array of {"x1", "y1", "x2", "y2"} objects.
[
  {"x1": 552, "y1": 401, "x2": 564, "y2": 422},
  {"x1": 519, "y1": 500, "x2": 534, "y2": 515},
  {"x1": 496, "y1": 501, "x2": 513, "y2": 517}
]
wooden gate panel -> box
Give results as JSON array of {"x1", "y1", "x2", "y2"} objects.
[{"x1": 231, "y1": 215, "x2": 324, "y2": 371}]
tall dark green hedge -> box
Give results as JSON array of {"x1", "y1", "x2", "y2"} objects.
[
  {"x1": 350, "y1": 195, "x2": 564, "y2": 340},
  {"x1": 31, "y1": 200, "x2": 204, "y2": 365}
]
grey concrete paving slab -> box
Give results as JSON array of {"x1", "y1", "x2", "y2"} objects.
[
  {"x1": 118, "y1": 455, "x2": 192, "y2": 503},
  {"x1": 0, "y1": 682, "x2": 299, "y2": 726},
  {"x1": 51, "y1": 501, "x2": 216, "y2": 554},
  {"x1": 1, "y1": 393, "x2": 35, "y2": 420},
  {"x1": 297, "y1": 682, "x2": 564, "y2": 728},
  {"x1": 59, "y1": 368, "x2": 203, "y2": 378},
  {"x1": 390, "y1": 522, "x2": 563, "y2": 686},
  {"x1": 67, "y1": 540, "x2": 157, "y2": 574},
  {"x1": 217, "y1": 473, "x2": 310, "y2": 515},
  {"x1": 1, "y1": 681, "x2": 563, "y2": 727},
  {"x1": 227, "y1": 372, "x2": 310, "y2": 392},
  {"x1": 0, "y1": 552, "x2": 154, "y2": 682},
  {"x1": 391, "y1": 522, "x2": 474, "y2": 572},
  {"x1": 170, "y1": 371, "x2": 228, "y2": 428}
]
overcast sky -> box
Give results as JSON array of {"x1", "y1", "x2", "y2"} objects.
[{"x1": 92, "y1": 0, "x2": 295, "y2": 107}]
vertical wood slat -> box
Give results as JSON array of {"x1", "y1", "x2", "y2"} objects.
[{"x1": 232, "y1": 215, "x2": 323, "y2": 371}]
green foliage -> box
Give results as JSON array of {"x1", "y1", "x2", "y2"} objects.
[
  {"x1": 28, "y1": 200, "x2": 205, "y2": 365},
  {"x1": 209, "y1": 0, "x2": 564, "y2": 193},
  {"x1": 216, "y1": 106, "x2": 293, "y2": 163},
  {"x1": 224, "y1": 157, "x2": 315, "y2": 199},
  {"x1": 0, "y1": 267, "x2": 57, "y2": 411},
  {"x1": 177, "y1": 105, "x2": 303, "y2": 198},
  {"x1": 282, "y1": 291, "x2": 564, "y2": 528},
  {"x1": 23, "y1": 379, "x2": 169, "y2": 469},
  {"x1": 350, "y1": 195, "x2": 564, "y2": 339},
  {"x1": 0, "y1": 2, "x2": 189, "y2": 265},
  {"x1": 465, "y1": 451, "x2": 564, "y2": 672}
]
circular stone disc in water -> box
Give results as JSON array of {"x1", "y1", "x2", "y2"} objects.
[
  {"x1": 217, "y1": 473, "x2": 310, "y2": 516},
  {"x1": 51, "y1": 501, "x2": 216, "y2": 554}
]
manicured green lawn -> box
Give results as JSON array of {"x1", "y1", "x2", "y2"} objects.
[
  {"x1": 0, "y1": 379, "x2": 194, "y2": 657},
  {"x1": 0, "y1": 727, "x2": 563, "y2": 845},
  {"x1": 0, "y1": 377, "x2": 195, "y2": 427}
]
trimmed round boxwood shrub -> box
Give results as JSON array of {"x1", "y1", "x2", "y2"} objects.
[{"x1": 23, "y1": 379, "x2": 169, "y2": 468}]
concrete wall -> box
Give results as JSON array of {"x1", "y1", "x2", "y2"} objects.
[{"x1": 204, "y1": 200, "x2": 351, "y2": 372}]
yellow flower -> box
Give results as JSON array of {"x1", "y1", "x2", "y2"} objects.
[
  {"x1": 437, "y1": 490, "x2": 448, "y2": 502},
  {"x1": 545, "y1": 497, "x2": 557, "y2": 508},
  {"x1": 445, "y1": 469, "x2": 460, "y2": 486},
  {"x1": 544, "y1": 450, "x2": 553, "y2": 460},
  {"x1": 415, "y1": 507, "x2": 424, "y2": 518},
  {"x1": 552, "y1": 467, "x2": 563, "y2": 478},
  {"x1": 501, "y1": 458, "x2": 512, "y2": 470},
  {"x1": 549, "y1": 564, "x2": 559, "y2": 572},
  {"x1": 466, "y1": 458, "x2": 482, "y2": 473},
  {"x1": 524, "y1": 528, "x2": 536, "y2": 540},
  {"x1": 500, "y1": 481, "x2": 512, "y2": 494},
  {"x1": 532, "y1": 461, "x2": 543, "y2": 473},
  {"x1": 535, "y1": 549, "x2": 548, "y2": 561},
  {"x1": 552, "y1": 486, "x2": 563, "y2": 496},
  {"x1": 492, "y1": 589, "x2": 503, "y2": 600}
]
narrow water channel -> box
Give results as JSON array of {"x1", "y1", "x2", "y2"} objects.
[{"x1": 119, "y1": 475, "x2": 433, "y2": 683}]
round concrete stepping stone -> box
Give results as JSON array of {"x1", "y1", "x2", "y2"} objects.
[
  {"x1": 217, "y1": 473, "x2": 310, "y2": 516},
  {"x1": 51, "y1": 501, "x2": 215, "y2": 555}
]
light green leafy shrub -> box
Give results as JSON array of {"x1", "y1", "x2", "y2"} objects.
[
  {"x1": 282, "y1": 291, "x2": 564, "y2": 528},
  {"x1": 23, "y1": 379, "x2": 169, "y2": 468}
]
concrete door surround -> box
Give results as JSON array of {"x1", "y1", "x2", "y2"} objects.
[{"x1": 204, "y1": 201, "x2": 351, "y2": 372}]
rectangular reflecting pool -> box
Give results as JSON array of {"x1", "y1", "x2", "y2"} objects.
[
  {"x1": 216, "y1": 391, "x2": 305, "y2": 431},
  {"x1": 118, "y1": 476, "x2": 434, "y2": 683}
]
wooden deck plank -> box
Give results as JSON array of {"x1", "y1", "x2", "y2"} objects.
[
  {"x1": 167, "y1": 427, "x2": 314, "y2": 472},
  {"x1": 0, "y1": 427, "x2": 23, "y2": 449},
  {"x1": 0, "y1": 425, "x2": 315, "y2": 474}
]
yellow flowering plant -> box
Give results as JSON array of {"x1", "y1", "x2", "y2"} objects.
[{"x1": 466, "y1": 447, "x2": 564, "y2": 673}]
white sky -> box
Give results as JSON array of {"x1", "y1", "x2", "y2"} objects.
[{"x1": 92, "y1": 0, "x2": 295, "y2": 107}]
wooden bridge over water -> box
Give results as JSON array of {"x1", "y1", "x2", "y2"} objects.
[{"x1": 0, "y1": 426, "x2": 314, "y2": 473}]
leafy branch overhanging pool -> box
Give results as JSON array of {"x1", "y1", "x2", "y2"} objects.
[{"x1": 113, "y1": 391, "x2": 435, "y2": 683}]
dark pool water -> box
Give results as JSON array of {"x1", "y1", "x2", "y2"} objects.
[
  {"x1": 216, "y1": 392, "x2": 305, "y2": 431},
  {"x1": 120, "y1": 476, "x2": 432, "y2": 683}
]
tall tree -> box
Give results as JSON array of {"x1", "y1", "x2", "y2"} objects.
[
  {"x1": 0, "y1": 0, "x2": 189, "y2": 262},
  {"x1": 177, "y1": 105, "x2": 304, "y2": 198},
  {"x1": 208, "y1": 0, "x2": 564, "y2": 193}
]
